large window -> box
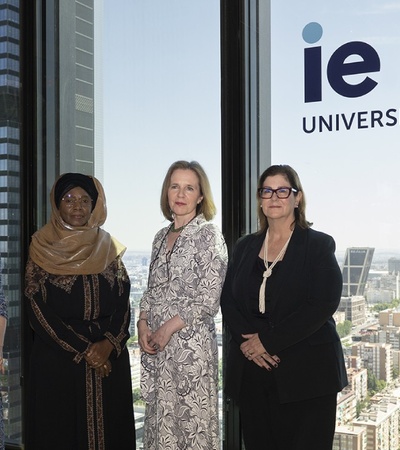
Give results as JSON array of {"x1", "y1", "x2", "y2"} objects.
[
  {"x1": 223, "y1": 1, "x2": 400, "y2": 448},
  {"x1": 14, "y1": 1, "x2": 400, "y2": 449}
]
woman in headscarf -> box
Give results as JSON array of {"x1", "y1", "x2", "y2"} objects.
[{"x1": 25, "y1": 173, "x2": 136, "y2": 450}]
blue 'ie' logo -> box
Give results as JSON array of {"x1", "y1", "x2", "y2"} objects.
[{"x1": 303, "y1": 22, "x2": 381, "y2": 103}]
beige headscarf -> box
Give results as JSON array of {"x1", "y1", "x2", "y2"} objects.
[{"x1": 29, "y1": 174, "x2": 126, "y2": 275}]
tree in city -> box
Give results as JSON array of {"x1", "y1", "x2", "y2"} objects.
[
  {"x1": 132, "y1": 388, "x2": 141, "y2": 403},
  {"x1": 372, "y1": 298, "x2": 400, "y2": 313},
  {"x1": 367, "y1": 369, "x2": 386, "y2": 395},
  {"x1": 356, "y1": 398, "x2": 369, "y2": 417},
  {"x1": 336, "y1": 320, "x2": 352, "y2": 338}
]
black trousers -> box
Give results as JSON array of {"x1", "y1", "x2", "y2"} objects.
[{"x1": 239, "y1": 364, "x2": 337, "y2": 450}]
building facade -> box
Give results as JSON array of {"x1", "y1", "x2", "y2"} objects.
[{"x1": 342, "y1": 248, "x2": 375, "y2": 297}]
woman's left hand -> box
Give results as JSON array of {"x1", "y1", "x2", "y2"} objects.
[
  {"x1": 95, "y1": 359, "x2": 112, "y2": 378},
  {"x1": 86, "y1": 339, "x2": 114, "y2": 368},
  {"x1": 241, "y1": 333, "x2": 280, "y2": 370}
]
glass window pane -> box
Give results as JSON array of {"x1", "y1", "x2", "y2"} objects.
[{"x1": 265, "y1": 0, "x2": 400, "y2": 447}]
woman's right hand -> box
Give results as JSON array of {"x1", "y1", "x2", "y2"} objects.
[{"x1": 138, "y1": 321, "x2": 157, "y2": 355}]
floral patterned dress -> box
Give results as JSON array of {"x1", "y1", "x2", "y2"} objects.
[{"x1": 140, "y1": 214, "x2": 228, "y2": 450}]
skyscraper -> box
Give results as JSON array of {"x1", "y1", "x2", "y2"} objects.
[
  {"x1": 58, "y1": 0, "x2": 103, "y2": 179},
  {"x1": 0, "y1": 0, "x2": 22, "y2": 443},
  {"x1": 388, "y1": 257, "x2": 400, "y2": 275},
  {"x1": 342, "y1": 247, "x2": 375, "y2": 297}
]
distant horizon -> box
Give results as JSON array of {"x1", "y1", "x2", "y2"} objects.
[{"x1": 123, "y1": 247, "x2": 400, "y2": 260}]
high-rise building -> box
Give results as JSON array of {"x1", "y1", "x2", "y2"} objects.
[
  {"x1": 388, "y1": 257, "x2": 400, "y2": 275},
  {"x1": 354, "y1": 397, "x2": 400, "y2": 450},
  {"x1": 345, "y1": 368, "x2": 368, "y2": 404},
  {"x1": 336, "y1": 391, "x2": 357, "y2": 426},
  {"x1": 57, "y1": 0, "x2": 102, "y2": 178},
  {"x1": 379, "y1": 310, "x2": 400, "y2": 328},
  {"x1": 333, "y1": 425, "x2": 367, "y2": 450},
  {"x1": 0, "y1": 0, "x2": 22, "y2": 443},
  {"x1": 351, "y1": 342, "x2": 392, "y2": 384},
  {"x1": 338, "y1": 296, "x2": 366, "y2": 326},
  {"x1": 342, "y1": 248, "x2": 375, "y2": 297}
]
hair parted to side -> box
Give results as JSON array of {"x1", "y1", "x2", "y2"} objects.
[
  {"x1": 257, "y1": 164, "x2": 312, "y2": 233},
  {"x1": 160, "y1": 160, "x2": 216, "y2": 222}
]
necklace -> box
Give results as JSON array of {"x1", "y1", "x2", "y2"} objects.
[
  {"x1": 170, "y1": 223, "x2": 187, "y2": 233},
  {"x1": 259, "y1": 228, "x2": 293, "y2": 313}
]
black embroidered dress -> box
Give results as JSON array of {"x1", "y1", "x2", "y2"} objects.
[{"x1": 25, "y1": 256, "x2": 135, "y2": 450}]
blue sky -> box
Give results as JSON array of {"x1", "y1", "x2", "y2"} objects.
[
  {"x1": 102, "y1": 0, "x2": 400, "y2": 255},
  {"x1": 102, "y1": 0, "x2": 221, "y2": 252}
]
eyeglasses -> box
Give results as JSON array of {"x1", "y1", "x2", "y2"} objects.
[
  {"x1": 61, "y1": 195, "x2": 93, "y2": 207},
  {"x1": 258, "y1": 187, "x2": 298, "y2": 199}
]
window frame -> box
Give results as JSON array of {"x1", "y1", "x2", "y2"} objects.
[{"x1": 220, "y1": 0, "x2": 272, "y2": 448}]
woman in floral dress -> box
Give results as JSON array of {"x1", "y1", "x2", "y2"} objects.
[{"x1": 138, "y1": 161, "x2": 228, "y2": 450}]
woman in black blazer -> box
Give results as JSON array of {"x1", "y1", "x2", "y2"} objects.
[{"x1": 221, "y1": 165, "x2": 347, "y2": 450}]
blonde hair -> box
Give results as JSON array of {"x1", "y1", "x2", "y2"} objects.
[{"x1": 160, "y1": 160, "x2": 216, "y2": 221}]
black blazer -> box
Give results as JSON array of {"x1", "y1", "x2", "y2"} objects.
[{"x1": 221, "y1": 225, "x2": 348, "y2": 404}]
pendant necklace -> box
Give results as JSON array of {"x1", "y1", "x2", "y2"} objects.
[
  {"x1": 170, "y1": 215, "x2": 196, "y2": 233},
  {"x1": 259, "y1": 228, "x2": 293, "y2": 313},
  {"x1": 170, "y1": 223, "x2": 187, "y2": 233}
]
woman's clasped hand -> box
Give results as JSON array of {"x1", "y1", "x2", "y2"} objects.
[{"x1": 240, "y1": 333, "x2": 280, "y2": 369}]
